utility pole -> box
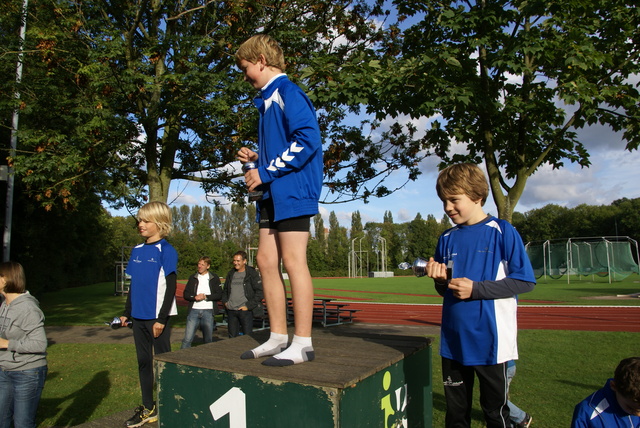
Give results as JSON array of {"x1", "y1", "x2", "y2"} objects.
[{"x1": 3, "y1": 0, "x2": 29, "y2": 261}]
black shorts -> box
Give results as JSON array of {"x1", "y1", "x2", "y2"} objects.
[{"x1": 259, "y1": 199, "x2": 311, "y2": 232}]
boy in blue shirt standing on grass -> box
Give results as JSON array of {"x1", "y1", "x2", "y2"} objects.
[
  {"x1": 425, "y1": 163, "x2": 535, "y2": 428},
  {"x1": 120, "y1": 201, "x2": 178, "y2": 427},
  {"x1": 235, "y1": 34, "x2": 323, "y2": 366}
]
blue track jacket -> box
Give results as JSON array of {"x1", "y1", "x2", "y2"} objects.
[{"x1": 254, "y1": 74, "x2": 322, "y2": 222}]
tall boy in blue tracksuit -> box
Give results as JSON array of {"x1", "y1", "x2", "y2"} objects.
[
  {"x1": 425, "y1": 163, "x2": 535, "y2": 427},
  {"x1": 235, "y1": 34, "x2": 323, "y2": 366}
]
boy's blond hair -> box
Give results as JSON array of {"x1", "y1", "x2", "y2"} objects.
[
  {"x1": 235, "y1": 34, "x2": 286, "y2": 71},
  {"x1": 436, "y1": 163, "x2": 489, "y2": 206},
  {"x1": 137, "y1": 201, "x2": 173, "y2": 238}
]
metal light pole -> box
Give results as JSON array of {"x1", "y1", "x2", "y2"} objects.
[{"x1": 3, "y1": 0, "x2": 28, "y2": 262}]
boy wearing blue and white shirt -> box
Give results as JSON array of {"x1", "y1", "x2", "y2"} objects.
[
  {"x1": 120, "y1": 201, "x2": 178, "y2": 427},
  {"x1": 235, "y1": 35, "x2": 322, "y2": 367},
  {"x1": 425, "y1": 163, "x2": 535, "y2": 428},
  {"x1": 572, "y1": 357, "x2": 640, "y2": 428}
]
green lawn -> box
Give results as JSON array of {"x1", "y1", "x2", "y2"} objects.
[{"x1": 36, "y1": 275, "x2": 640, "y2": 427}]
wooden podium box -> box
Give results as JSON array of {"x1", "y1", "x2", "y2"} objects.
[{"x1": 155, "y1": 328, "x2": 432, "y2": 427}]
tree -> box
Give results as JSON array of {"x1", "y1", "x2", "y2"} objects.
[
  {"x1": 380, "y1": 210, "x2": 403, "y2": 270},
  {"x1": 350, "y1": 210, "x2": 364, "y2": 239},
  {"x1": 2, "y1": 0, "x2": 434, "y2": 211},
  {"x1": 405, "y1": 213, "x2": 429, "y2": 262},
  {"x1": 307, "y1": 214, "x2": 327, "y2": 275},
  {"x1": 326, "y1": 211, "x2": 349, "y2": 274},
  {"x1": 372, "y1": 0, "x2": 640, "y2": 221},
  {"x1": 512, "y1": 204, "x2": 572, "y2": 242},
  {"x1": 612, "y1": 198, "x2": 640, "y2": 243}
]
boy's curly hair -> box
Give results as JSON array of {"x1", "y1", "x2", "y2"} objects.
[
  {"x1": 436, "y1": 163, "x2": 489, "y2": 206},
  {"x1": 614, "y1": 357, "x2": 640, "y2": 402},
  {"x1": 235, "y1": 34, "x2": 286, "y2": 71}
]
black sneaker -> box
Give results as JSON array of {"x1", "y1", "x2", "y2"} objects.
[{"x1": 124, "y1": 405, "x2": 158, "y2": 427}]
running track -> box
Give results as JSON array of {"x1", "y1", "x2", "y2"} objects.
[
  {"x1": 175, "y1": 283, "x2": 639, "y2": 332},
  {"x1": 343, "y1": 302, "x2": 640, "y2": 333}
]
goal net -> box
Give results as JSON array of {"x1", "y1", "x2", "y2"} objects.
[{"x1": 525, "y1": 237, "x2": 639, "y2": 283}]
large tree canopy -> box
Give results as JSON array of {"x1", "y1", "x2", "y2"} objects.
[
  {"x1": 1, "y1": 0, "x2": 638, "y2": 221},
  {"x1": 372, "y1": 0, "x2": 639, "y2": 220},
  {"x1": 1, "y1": 0, "x2": 425, "y2": 211}
]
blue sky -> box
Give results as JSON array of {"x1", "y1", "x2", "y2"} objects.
[{"x1": 108, "y1": 117, "x2": 639, "y2": 229}]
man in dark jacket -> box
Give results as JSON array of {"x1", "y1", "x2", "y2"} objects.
[
  {"x1": 181, "y1": 256, "x2": 223, "y2": 348},
  {"x1": 222, "y1": 251, "x2": 263, "y2": 338}
]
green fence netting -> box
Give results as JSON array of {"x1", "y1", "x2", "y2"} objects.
[{"x1": 526, "y1": 237, "x2": 640, "y2": 283}]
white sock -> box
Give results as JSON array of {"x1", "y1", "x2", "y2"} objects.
[
  {"x1": 240, "y1": 332, "x2": 288, "y2": 359},
  {"x1": 262, "y1": 335, "x2": 314, "y2": 366}
]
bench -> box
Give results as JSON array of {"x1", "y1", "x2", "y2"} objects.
[{"x1": 257, "y1": 298, "x2": 359, "y2": 328}]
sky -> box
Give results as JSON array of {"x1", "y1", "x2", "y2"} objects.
[{"x1": 108, "y1": 117, "x2": 640, "y2": 230}]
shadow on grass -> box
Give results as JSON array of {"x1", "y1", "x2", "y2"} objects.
[{"x1": 40, "y1": 370, "x2": 110, "y2": 427}]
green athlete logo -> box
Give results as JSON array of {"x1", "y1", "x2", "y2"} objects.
[{"x1": 380, "y1": 371, "x2": 408, "y2": 428}]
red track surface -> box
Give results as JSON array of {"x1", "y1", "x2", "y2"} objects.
[
  {"x1": 344, "y1": 302, "x2": 640, "y2": 332},
  {"x1": 176, "y1": 282, "x2": 639, "y2": 332}
]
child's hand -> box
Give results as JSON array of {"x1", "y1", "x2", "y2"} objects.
[
  {"x1": 237, "y1": 147, "x2": 258, "y2": 163},
  {"x1": 426, "y1": 257, "x2": 448, "y2": 281},
  {"x1": 448, "y1": 278, "x2": 474, "y2": 300},
  {"x1": 152, "y1": 322, "x2": 165, "y2": 338},
  {"x1": 244, "y1": 168, "x2": 262, "y2": 191}
]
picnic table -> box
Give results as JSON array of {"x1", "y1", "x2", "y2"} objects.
[
  {"x1": 311, "y1": 298, "x2": 360, "y2": 327},
  {"x1": 242, "y1": 298, "x2": 360, "y2": 329}
]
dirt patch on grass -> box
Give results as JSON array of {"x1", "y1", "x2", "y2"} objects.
[{"x1": 583, "y1": 293, "x2": 640, "y2": 300}]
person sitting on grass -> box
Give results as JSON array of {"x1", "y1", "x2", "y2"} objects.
[{"x1": 571, "y1": 356, "x2": 640, "y2": 428}]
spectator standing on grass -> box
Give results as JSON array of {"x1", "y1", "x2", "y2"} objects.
[
  {"x1": 571, "y1": 356, "x2": 640, "y2": 428},
  {"x1": 222, "y1": 251, "x2": 263, "y2": 338},
  {"x1": 235, "y1": 34, "x2": 323, "y2": 366},
  {"x1": 425, "y1": 163, "x2": 536, "y2": 428},
  {"x1": 507, "y1": 360, "x2": 532, "y2": 428},
  {"x1": 181, "y1": 256, "x2": 223, "y2": 348},
  {"x1": 0, "y1": 261, "x2": 48, "y2": 428},
  {"x1": 119, "y1": 201, "x2": 178, "y2": 428}
]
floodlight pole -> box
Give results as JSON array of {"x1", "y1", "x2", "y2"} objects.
[{"x1": 3, "y1": 0, "x2": 28, "y2": 262}]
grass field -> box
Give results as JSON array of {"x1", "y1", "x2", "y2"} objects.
[{"x1": 35, "y1": 275, "x2": 640, "y2": 427}]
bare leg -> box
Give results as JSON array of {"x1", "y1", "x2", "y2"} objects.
[
  {"x1": 256, "y1": 228, "x2": 288, "y2": 334},
  {"x1": 240, "y1": 228, "x2": 288, "y2": 359},
  {"x1": 280, "y1": 231, "x2": 313, "y2": 337},
  {"x1": 263, "y1": 231, "x2": 315, "y2": 366}
]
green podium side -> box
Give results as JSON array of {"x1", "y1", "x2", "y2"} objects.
[{"x1": 155, "y1": 329, "x2": 432, "y2": 427}]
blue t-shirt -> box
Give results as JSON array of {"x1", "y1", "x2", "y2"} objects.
[
  {"x1": 435, "y1": 216, "x2": 535, "y2": 365},
  {"x1": 572, "y1": 379, "x2": 640, "y2": 428},
  {"x1": 125, "y1": 239, "x2": 178, "y2": 320}
]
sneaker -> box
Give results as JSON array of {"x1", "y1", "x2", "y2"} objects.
[
  {"x1": 515, "y1": 413, "x2": 532, "y2": 428},
  {"x1": 124, "y1": 405, "x2": 158, "y2": 427}
]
